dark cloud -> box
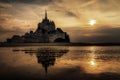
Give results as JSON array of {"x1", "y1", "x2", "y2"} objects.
[
  {"x1": 95, "y1": 26, "x2": 120, "y2": 35},
  {"x1": 0, "y1": 26, "x2": 24, "y2": 34},
  {"x1": 0, "y1": 26, "x2": 11, "y2": 34},
  {"x1": 0, "y1": 26, "x2": 24, "y2": 41},
  {"x1": 0, "y1": 0, "x2": 53, "y2": 5},
  {"x1": 66, "y1": 11, "x2": 78, "y2": 17},
  {"x1": 64, "y1": 26, "x2": 120, "y2": 43}
]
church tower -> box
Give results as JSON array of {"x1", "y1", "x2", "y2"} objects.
[{"x1": 45, "y1": 10, "x2": 48, "y2": 20}]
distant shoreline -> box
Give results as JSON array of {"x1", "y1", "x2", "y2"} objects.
[{"x1": 0, "y1": 42, "x2": 120, "y2": 47}]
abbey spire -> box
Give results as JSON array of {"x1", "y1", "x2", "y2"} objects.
[{"x1": 45, "y1": 10, "x2": 48, "y2": 20}]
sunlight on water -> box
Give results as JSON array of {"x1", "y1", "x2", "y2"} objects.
[
  {"x1": 90, "y1": 60, "x2": 95, "y2": 66},
  {"x1": 89, "y1": 47, "x2": 96, "y2": 66},
  {"x1": 0, "y1": 46, "x2": 120, "y2": 80}
]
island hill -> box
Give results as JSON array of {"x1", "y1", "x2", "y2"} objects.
[
  {"x1": 6, "y1": 11, "x2": 70, "y2": 43},
  {"x1": 2, "y1": 11, "x2": 120, "y2": 46}
]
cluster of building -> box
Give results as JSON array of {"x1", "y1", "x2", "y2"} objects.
[{"x1": 6, "y1": 11, "x2": 70, "y2": 43}]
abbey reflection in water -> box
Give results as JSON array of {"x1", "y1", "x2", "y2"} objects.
[{"x1": 13, "y1": 47, "x2": 69, "y2": 74}]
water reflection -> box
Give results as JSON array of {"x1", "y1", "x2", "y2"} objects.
[
  {"x1": 89, "y1": 47, "x2": 96, "y2": 67},
  {"x1": 13, "y1": 47, "x2": 69, "y2": 74},
  {"x1": 0, "y1": 46, "x2": 120, "y2": 80},
  {"x1": 89, "y1": 47, "x2": 98, "y2": 68}
]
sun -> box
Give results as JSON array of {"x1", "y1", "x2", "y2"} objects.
[{"x1": 89, "y1": 19, "x2": 96, "y2": 26}]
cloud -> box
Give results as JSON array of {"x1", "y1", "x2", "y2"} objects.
[
  {"x1": 65, "y1": 11, "x2": 78, "y2": 18},
  {"x1": 0, "y1": 26, "x2": 24, "y2": 41},
  {"x1": 0, "y1": 2, "x2": 12, "y2": 9},
  {"x1": 64, "y1": 26, "x2": 120, "y2": 43},
  {"x1": 0, "y1": 0, "x2": 54, "y2": 5},
  {"x1": 94, "y1": 26, "x2": 120, "y2": 35},
  {"x1": 0, "y1": 26, "x2": 24, "y2": 34}
]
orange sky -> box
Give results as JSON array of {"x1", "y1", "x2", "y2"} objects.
[{"x1": 0, "y1": 0, "x2": 120, "y2": 42}]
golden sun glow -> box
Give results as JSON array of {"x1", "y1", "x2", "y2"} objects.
[
  {"x1": 90, "y1": 60, "x2": 95, "y2": 66},
  {"x1": 89, "y1": 19, "x2": 96, "y2": 26}
]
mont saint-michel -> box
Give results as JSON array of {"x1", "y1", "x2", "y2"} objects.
[{"x1": 6, "y1": 11, "x2": 70, "y2": 43}]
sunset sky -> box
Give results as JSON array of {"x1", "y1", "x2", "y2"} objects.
[{"x1": 0, "y1": 0, "x2": 120, "y2": 42}]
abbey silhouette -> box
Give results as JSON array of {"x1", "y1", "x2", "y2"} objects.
[{"x1": 6, "y1": 10, "x2": 70, "y2": 43}]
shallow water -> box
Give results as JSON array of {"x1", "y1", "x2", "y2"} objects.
[{"x1": 0, "y1": 46, "x2": 120, "y2": 80}]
